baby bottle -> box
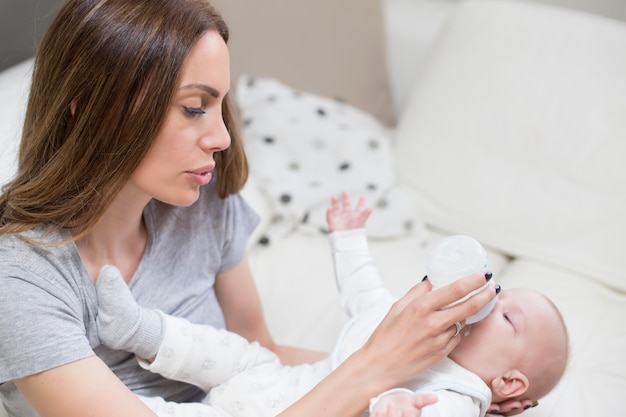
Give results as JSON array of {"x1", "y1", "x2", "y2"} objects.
[{"x1": 426, "y1": 235, "x2": 497, "y2": 324}]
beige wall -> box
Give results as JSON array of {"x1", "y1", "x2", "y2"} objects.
[
  {"x1": 0, "y1": 0, "x2": 63, "y2": 71},
  {"x1": 211, "y1": 0, "x2": 396, "y2": 125},
  {"x1": 2, "y1": 0, "x2": 625, "y2": 122}
]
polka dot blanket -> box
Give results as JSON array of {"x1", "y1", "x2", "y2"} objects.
[{"x1": 236, "y1": 76, "x2": 426, "y2": 247}]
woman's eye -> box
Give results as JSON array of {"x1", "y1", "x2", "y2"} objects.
[{"x1": 184, "y1": 106, "x2": 206, "y2": 116}]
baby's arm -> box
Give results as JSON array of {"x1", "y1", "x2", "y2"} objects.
[
  {"x1": 370, "y1": 389, "x2": 438, "y2": 417},
  {"x1": 326, "y1": 194, "x2": 396, "y2": 317},
  {"x1": 96, "y1": 266, "x2": 281, "y2": 391}
]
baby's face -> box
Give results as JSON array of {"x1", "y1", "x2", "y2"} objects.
[{"x1": 448, "y1": 288, "x2": 567, "y2": 398}]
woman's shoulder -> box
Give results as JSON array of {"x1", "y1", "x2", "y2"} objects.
[
  {"x1": 0, "y1": 227, "x2": 68, "y2": 253},
  {"x1": 0, "y1": 228, "x2": 81, "y2": 283}
]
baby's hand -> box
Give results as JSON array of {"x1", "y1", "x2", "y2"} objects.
[
  {"x1": 326, "y1": 192, "x2": 372, "y2": 233},
  {"x1": 96, "y1": 265, "x2": 163, "y2": 359},
  {"x1": 370, "y1": 389, "x2": 438, "y2": 417}
]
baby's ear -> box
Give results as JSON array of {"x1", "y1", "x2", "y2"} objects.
[{"x1": 490, "y1": 370, "x2": 530, "y2": 398}]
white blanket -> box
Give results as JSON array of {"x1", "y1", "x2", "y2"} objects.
[{"x1": 236, "y1": 76, "x2": 427, "y2": 246}]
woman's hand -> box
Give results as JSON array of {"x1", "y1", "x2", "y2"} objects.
[
  {"x1": 356, "y1": 272, "x2": 497, "y2": 391},
  {"x1": 276, "y1": 272, "x2": 497, "y2": 417},
  {"x1": 488, "y1": 398, "x2": 538, "y2": 415}
]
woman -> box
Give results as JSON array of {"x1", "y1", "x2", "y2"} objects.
[{"x1": 0, "y1": 1, "x2": 498, "y2": 416}]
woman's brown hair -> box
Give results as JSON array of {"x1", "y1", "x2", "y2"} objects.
[{"x1": 0, "y1": 0, "x2": 248, "y2": 240}]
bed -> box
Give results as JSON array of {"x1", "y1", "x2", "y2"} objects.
[{"x1": 1, "y1": 0, "x2": 626, "y2": 416}]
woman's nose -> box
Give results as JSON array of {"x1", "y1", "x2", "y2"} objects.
[{"x1": 199, "y1": 118, "x2": 231, "y2": 152}]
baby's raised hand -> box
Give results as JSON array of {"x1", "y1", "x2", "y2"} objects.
[
  {"x1": 326, "y1": 192, "x2": 373, "y2": 233},
  {"x1": 370, "y1": 389, "x2": 438, "y2": 417},
  {"x1": 96, "y1": 265, "x2": 163, "y2": 359}
]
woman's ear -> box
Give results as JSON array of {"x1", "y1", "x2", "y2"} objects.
[{"x1": 491, "y1": 369, "x2": 530, "y2": 398}]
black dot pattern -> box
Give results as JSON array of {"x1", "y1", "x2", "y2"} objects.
[{"x1": 236, "y1": 76, "x2": 422, "y2": 245}]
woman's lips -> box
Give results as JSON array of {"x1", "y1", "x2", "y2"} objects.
[{"x1": 186, "y1": 165, "x2": 214, "y2": 185}]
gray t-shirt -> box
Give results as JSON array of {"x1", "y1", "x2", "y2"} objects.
[{"x1": 0, "y1": 180, "x2": 259, "y2": 417}]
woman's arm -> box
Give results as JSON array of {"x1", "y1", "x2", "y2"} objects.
[
  {"x1": 14, "y1": 356, "x2": 158, "y2": 417},
  {"x1": 215, "y1": 255, "x2": 328, "y2": 365},
  {"x1": 277, "y1": 272, "x2": 497, "y2": 417}
]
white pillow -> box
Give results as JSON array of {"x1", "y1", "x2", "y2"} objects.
[
  {"x1": 236, "y1": 76, "x2": 426, "y2": 246},
  {"x1": 0, "y1": 59, "x2": 32, "y2": 187},
  {"x1": 393, "y1": 0, "x2": 626, "y2": 290}
]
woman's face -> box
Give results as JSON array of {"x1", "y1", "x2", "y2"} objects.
[{"x1": 129, "y1": 30, "x2": 231, "y2": 207}]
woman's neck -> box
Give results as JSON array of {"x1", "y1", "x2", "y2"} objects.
[{"x1": 74, "y1": 186, "x2": 151, "y2": 284}]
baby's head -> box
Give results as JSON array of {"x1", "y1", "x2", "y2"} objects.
[{"x1": 448, "y1": 288, "x2": 568, "y2": 403}]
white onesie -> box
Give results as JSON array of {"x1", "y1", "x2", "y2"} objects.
[{"x1": 138, "y1": 229, "x2": 491, "y2": 417}]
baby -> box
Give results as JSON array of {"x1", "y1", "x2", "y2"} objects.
[{"x1": 96, "y1": 193, "x2": 569, "y2": 417}]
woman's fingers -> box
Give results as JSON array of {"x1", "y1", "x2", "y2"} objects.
[
  {"x1": 428, "y1": 271, "x2": 492, "y2": 310},
  {"x1": 441, "y1": 281, "x2": 499, "y2": 326},
  {"x1": 358, "y1": 272, "x2": 498, "y2": 389},
  {"x1": 488, "y1": 398, "x2": 538, "y2": 416},
  {"x1": 393, "y1": 277, "x2": 433, "y2": 312},
  {"x1": 395, "y1": 271, "x2": 497, "y2": 333}
]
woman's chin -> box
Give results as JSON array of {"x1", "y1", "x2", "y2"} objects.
[{"x1": 156, "y1": 189, "x2": 201, "y2": 207}]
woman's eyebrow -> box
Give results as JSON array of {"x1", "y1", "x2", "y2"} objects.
[{"x1": 180, "y1": 83, "x2": 220, "y2": 98}]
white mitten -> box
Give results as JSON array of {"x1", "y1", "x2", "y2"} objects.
[{"x1": 96, "y1": 265, "x2": 163, "y2": 359}]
